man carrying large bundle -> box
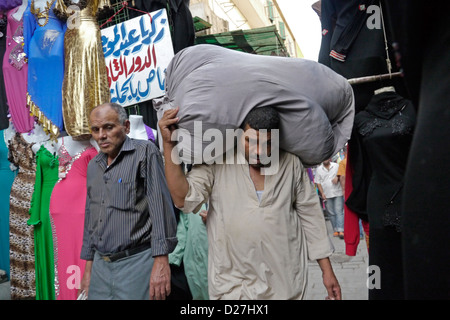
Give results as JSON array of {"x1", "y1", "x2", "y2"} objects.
[{"x1": 159, "y1": 105, "x2": 341, "y2": 300}]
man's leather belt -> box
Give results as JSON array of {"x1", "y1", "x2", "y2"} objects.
[{"x1": 99, "y1": 243, "x2": 151, "y2": 262}]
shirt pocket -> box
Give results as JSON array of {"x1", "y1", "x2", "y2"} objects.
[{"x1": 109, "y1": 180, "x2": 136, "y2": 211}]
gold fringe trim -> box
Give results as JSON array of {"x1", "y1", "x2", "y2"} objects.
[{"x1": 27, "y1": 92, "x2": 60, "y2": 141}]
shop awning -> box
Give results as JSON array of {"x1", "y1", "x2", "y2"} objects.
[
  {"x1": 193, "y1": 16, "x2": 212, "y2": 32},
  {"x1": 194, "y1": 25, "x2": 289, "y2": 57}
]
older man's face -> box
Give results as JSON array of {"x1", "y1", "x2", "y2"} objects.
[{"x1": 90, "y1": 104, "x2": 130, "y2": 162}]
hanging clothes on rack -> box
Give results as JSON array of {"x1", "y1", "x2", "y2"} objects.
[
  {"x1": 50, "y1": 140, "x2": 97, "y2": 300},
  {"x1": 382, "y1": 0, "x2": 450, "y2": 299},
  {"x1": 318, "y1": 0, "x2": 384, "y2": 258},
  {"x1": 125, "y1": 0, "x2": 195, "y2": 131},
  {"x1": 128, "y1": 0, "x2": 195, "y2": 54},
  {"x1": 0, "y1": 0, "x2": 22, "y2": 11},
  {"x1": 23, "y1": 0, "x2": 65, "y2": 140},
  {"x1": 53, "y1": 0, "x2": 111, "y2": 140},
  {"x1": 0, "y1": 128, "x2": 17, "y2": 278},
  {"x1": 27, "y1": 141, "x2": 59, "y2": 300},
  {"x1": 318, "y1": 0, "x2": 407, "y2": 112},
  {"x1": 348, "y1": 89, "x2": 415, "y2": 299},
  {"x1": 8, "y1": 131, "x2": 38, "y2": 299},
  {"x1": 317, "y1": 4, "x2": 415, "y2": 298},
  {"x1": 3, "y1": 1, "x2": 35, "y2": 133},
  {"x1": 347, "y1": 71, "x2": 402, "y2": 85},
  {"x1": 0, "y1": 12, "x2": 9, "y2": 130},
  {"x1": 0, "y1": 1, "x2": 24, "y2": 135}
]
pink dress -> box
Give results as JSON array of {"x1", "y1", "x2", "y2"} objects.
[
  {"x1": 2, "y1": 7, "x2": 34, "y2": 133},
  {"x1": 49, "y1": 146, "x2": 97, "y2": 300}
]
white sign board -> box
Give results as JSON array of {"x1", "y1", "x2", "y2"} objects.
[{"x1": 101, "y1": 9, "x2": 174, "y2": 106}]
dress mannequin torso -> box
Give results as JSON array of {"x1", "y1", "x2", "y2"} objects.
[
  {"x1": 3, "y1": 122, "x2": 16, "y2": 145},
  {"x1": 24, "y1": 122, "x2": 49, "y2": 146},
  {"x1": 12, "y1": 0, "x2": 27, "y2": 21},
  {"x1": 374, "y1": 86, "x2": 395, "y2": 95},
  {"x1": 128, "y1": 115, "x2": 148, "y2": 140},
  {"x1": 90, "y1": 137, "x2": 100, "y2": 152},
  {"x1": 31, "y1": 0, "x2": 54, "y2": 26},
  {"x1": 29, "y1": 125, "x2": 56, "y2": 155},
  {"x1": 55, "y1": 134, "x2": 93, "y2": 178},
  {"x1": 56, "y1": 135, "x2": 91, "y2": 157}
]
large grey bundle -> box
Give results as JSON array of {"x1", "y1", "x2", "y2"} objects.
[{"x1": 154, "y1": 44, "x2": 354, "y2": 166}]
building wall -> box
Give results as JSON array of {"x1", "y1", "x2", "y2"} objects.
[
  {"x1": 190, "y1": 0, "x2": 229, "y2": 35},
  {"x1": 190, "y1": 0, "x2": 302, "y2": 57}
]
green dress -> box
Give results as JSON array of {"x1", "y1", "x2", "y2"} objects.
[{"x1": 28, "y1": 145, "x2": 59, "y2": 300}]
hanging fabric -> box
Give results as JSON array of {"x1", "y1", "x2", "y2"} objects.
[{"x1": 347, "y1": 1, "x2": 402, "y2": 85}]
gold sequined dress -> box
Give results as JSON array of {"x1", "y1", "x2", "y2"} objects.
[{"x1": 54, "y1": 0, "x2": 110, "y2": 139}]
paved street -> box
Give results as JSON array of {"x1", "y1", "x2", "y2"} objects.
[
  {"x1": 1, "y1": 220, "x2": 369, "y2": 301},
  {"x1": 305, "y1": 220, "x2": 369, "y2": 300}
]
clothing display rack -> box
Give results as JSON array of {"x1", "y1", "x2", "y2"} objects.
[
  {"x1": 348, "y1": 1, "x2": 403, "y2": 86},
  {"x1": 347, "y1": 71, "x2": 403, "y2": 85}
]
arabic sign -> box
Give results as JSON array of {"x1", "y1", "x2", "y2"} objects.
[{"x1": 101, "y1": 9, "x2": 174, "y2": 107}]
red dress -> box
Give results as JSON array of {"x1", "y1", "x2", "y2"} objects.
[{"x1": 344, "y1": 146, "x2": 369, "y2": 256}]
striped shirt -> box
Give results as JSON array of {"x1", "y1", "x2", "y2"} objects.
[{"x1": 81, "y1": 137, "x2": 178, "y2": 260}]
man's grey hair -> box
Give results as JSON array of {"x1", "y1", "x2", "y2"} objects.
[{"x1": 94, "y1": 102, "x2": 128, "y2": 124}]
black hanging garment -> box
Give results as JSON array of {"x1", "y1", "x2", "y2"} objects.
[
  {"x1": 382, "y1": 0, "x2": 450, "y2": 299},
  {"x1": 129, "y1": 0, "x2": 195, "y2": 54},
  {"x1": 0, "y1": 15, "x2": 9, "y2": 130},
  {"x1": 318, "y1": 0, "x2": 407, "y2": 112},
  {"x1": 128, "y1": 0, "x2": 195, "y2": 130},
  {"x1": 350, "y1": 90, "x2": 415, "y2": 299},
  {"x1": 318, "y1": 0, "x2": 417, "y2": 300}
]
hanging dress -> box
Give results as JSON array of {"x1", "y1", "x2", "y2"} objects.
[
  {"x1": 50, "y1": 146, "x2": 97, "y2": 300},
  {"x1": 53, "y1": 0, "x2": 110, "y2": 139},
  {"x1": 3, "y1": 6, "x2": 35, "y2": 133},
  {"x1": 23, "y1": 0, "x2": 65, "y2": 140},
  {"x1": 0, "y1": 1, "x2": 22, "y2": 11},
  {"x1": 0, "y1": 14, "x2": 9, "y2": 130},
  {"x1": 351, "y1": 91, "x2": 416, "y2": 299},
  {"x1": 8, "y1": 132, "x2": 36, "y2": 299},
  {"x1": 0, "y1": 130, "x2": 17, "y2": 278},
  {"x1": 27, "y1": 144, "x2": 59, "y2": 300}
]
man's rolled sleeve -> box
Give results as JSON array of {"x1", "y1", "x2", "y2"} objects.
[{"x1": 179, "y1": 164, "x2": 214, "y2": 214}]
